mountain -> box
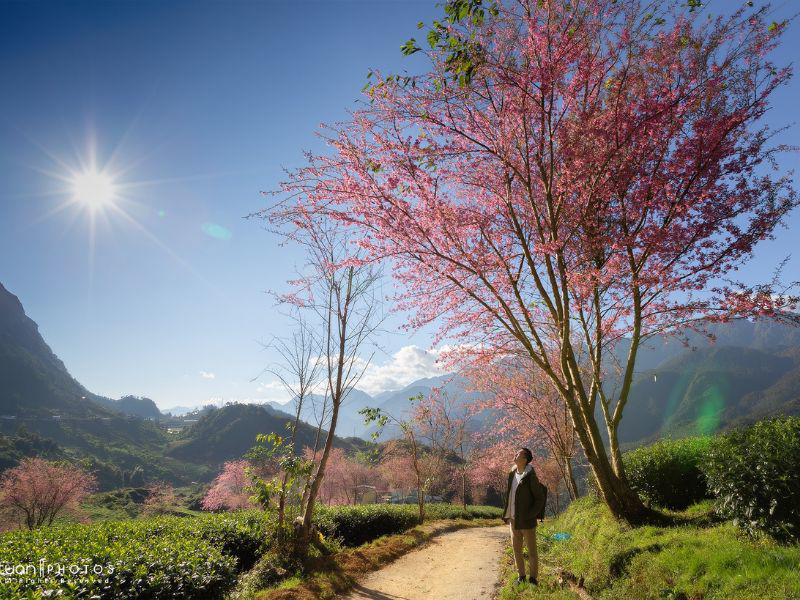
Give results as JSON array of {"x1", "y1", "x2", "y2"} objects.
[
  {"x1": 264, "y1": 319, "x2": 800, "y2": 446},
  {"x1": 0, "y1": 283, "x2": 208, "y2": 488},
  {"x1": 166, "y1": 403, "x2": 366, "y2": 466},
  {"x1": 613, "y1": 317, "x2": 800, "y2": 446},
  {"x1": 265, "y1": 387, "x2": 377, "y2": 440},
  {"x1": 92, "y1": 395, "x2": 163, "y2": 420},
  {"x1": 3, "y1": 276, "x2": 799, "y2": 489},
  {"x1": 267, "y1": 374, "x2": 492, "y2": 441},
  {"x1": 0, "y1": 281, "x2": 111, "y2": 417}
]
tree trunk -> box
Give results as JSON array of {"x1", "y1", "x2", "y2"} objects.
[
  {"x1": 461, "y1": 469, "x2": 467, "y2": 510},
  {"x1": 302, "y1": 398, "x2": 340, "y2": 532},
  {"x1": 585, "y1": 436, "x2": 663, "y2": 524},
  {"x1": 563, "y1": 455, "x2": 579, "y2": 501},
  {"x1": 566, "y1": 391, "x2": 663, "y2": 524}
]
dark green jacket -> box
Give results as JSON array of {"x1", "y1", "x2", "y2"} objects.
[{"x1": 501, "y1": 466, "x2": 546, "y2": 529}]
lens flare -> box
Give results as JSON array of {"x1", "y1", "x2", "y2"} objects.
[{"x1": 201, "y1": 222, "x2": 232, "y2": 241}]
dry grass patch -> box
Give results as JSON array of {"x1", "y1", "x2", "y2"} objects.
[{"x1": 256, "y1": 518, "x2": 498, "y2": 600}]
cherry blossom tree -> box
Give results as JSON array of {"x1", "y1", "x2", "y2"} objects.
[
  {"x1": 202, "y1": 460, "x2": 256, "y2": 511},
  {"x1": 0, "y1": 458, "x2": 97, "y2": 530},
  {"x1": 468, "y1": 439, "x2": 517, "y2": 506},
  {"x1": 273, "y1": 0, "x2": 798, "y2": 522},
  {"x1": 252, "y1": 215, "x2": 383, "y2": 546},
  {"x1": 314, "y1": 447, "x2": 378, "y2": 505},
  {"x1": 141, "y1": 481, "x2": 177, "y2": 516},
  {"x1": 467, "y1": 351, "x2": 580, "y2": 499},
  {"x1": 363, "y1": 397, "x2": 450, "y2": 522},
  {"x1": 379, "y1": 447, "x2": 418, "y2": 498},
  {"x1": 412, "y1": 390, "x2": 476, "y2": 508}
]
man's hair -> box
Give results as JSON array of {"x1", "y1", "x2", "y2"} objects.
[{"x1": 519, "y1": 447, "x2": 533, "y2": 464}]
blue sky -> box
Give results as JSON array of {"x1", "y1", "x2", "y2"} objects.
[{"x1": 0, "y1": 1, "x2": 798, "y2": 410}]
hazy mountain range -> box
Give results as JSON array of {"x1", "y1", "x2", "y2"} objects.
[
  {"x1": 0, "y1": 282, "x2": 361, "y2": 489},
  {"x1": 2, "y1": 279, "x2": 799, "y2": 490}
]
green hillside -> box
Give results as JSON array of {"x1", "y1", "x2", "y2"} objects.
[
  {"x1": 619, "y1": 344, "x2": 800, "y2": 446},
  {"x1": 499, "y1": 496, "x2": 800, "y2": 600},
  {"x1": 167, "y1": 403, "x2": 366, "y2": 465},
  {"x1": 0, "y1": 282, "x2": 362, "y2": 489}
]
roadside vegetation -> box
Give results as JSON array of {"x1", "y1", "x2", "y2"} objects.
[
  {"x1": 499, "y1": 496, "x2": 800, "y2": 600},
  {"x1": 499, "y1": 417, "x2": 800, "y2": 599},
  {"x1": 0, "y1": 503, "x2": 501, "y2": 598}
]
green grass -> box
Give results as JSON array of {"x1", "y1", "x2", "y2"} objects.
[{"x1": 498, "y1": 496, "x2": 800, "y2": 600}]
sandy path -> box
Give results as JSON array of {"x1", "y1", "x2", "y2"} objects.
[{"x1": 339, "y1": 525, "x2": 508, "y2": 600}]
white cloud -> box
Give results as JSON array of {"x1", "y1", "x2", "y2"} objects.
[
  {"x1": 250, "y1": 345, "x2": 453, "y2": 403},
  {"x1": 199, "y1": 371, "x2": 216, "y2": 380},
  {"x1": 254, "y1": 380, "x2": 293, "y2": 404},
  {"x1": 356, "y1": 345, "x2": 446, "y2": 395}
]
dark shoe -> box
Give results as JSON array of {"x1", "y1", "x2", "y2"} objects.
[
  {"x1": 515, "y1": 575, "x2": 526, "y2": 585},
  {"x1": 528, "y1": 576, "x2": 538, "y2": 585}
]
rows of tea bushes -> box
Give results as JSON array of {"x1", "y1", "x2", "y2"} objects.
[
  {"x1": 0, "y1": 511, "x2": 270, "y2": 598},
  {"x1": 0, "y1": 503, "x2": 502, "y2": 598},
  {"x1": 315, "y1": 503, "x2": 502, "y2": 547}
]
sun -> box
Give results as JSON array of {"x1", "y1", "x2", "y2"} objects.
[{"x1": 70, "y1": 169, "x2": 117, "y2": 210}]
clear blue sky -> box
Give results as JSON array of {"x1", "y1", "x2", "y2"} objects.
[{"x1": 0, "y1": 1, "x2": 797, "y2": 410}]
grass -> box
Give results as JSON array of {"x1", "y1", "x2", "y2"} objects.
[
  {"x1": 241, "y1": 518, "x2": 500, "y2": 600},
  {"x1": 498, "y1": 496, "x2": 800, "y2": 600}
]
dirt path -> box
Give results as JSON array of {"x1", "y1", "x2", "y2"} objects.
[{"x1": 338, "y1": 525, "x2": 508, "y2": 600}]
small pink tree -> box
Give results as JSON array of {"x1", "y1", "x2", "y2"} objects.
[
  {"x1": 0, "y1": 458, "x2": 97, "y2": 530},
  {"x1": 468, "y1": 440, "x2": 517, "y2": 506},
  {"x1": 379, "y1": 449, "x2": 418, "y2": 498},
  {"x1": 141, "y1": 481, "x2": 177, "y2": 516},
  {"x1": 202, "y1": 460, "x2": 255, "y2": 511},
  {"x1": 314, "y1": 448, "x2": 379, "y2": 505},
  {"x1": 466, "y1": 351, "x2": 580, "y2": 500}
]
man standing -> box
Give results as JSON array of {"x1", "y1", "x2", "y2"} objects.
[{"x1": 502, "y1": 447, "x2": 546, "y2": 585}]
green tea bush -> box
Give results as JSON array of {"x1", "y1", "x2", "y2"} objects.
[
  {"x1": 702, "y1": 416, "x2": 800, "y2": 542},
  {"x1": 315, "y1": 503, "x2": 502, "y2": 547},
  {"x1": 623, "y1": 436, "x2": 712, "y2": 510},
  {"x1": 315, "y1": 504, "x2": 420, "y2": 546},
  {"x1": 0, "y1": 511, "x2": 271, "y2": 598},
  {"x1": 0, "y1": 503, "x2": 501, "y2": 597}
]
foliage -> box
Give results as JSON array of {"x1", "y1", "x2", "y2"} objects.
[
  {"x1": 399, "y1": 0, "x2": 499, "y2": 87},
  {"x1": 274, "y1": 0, "x2": 799, "y2": 522},
  {"x1": 314, "y1": 502, "x2": 502, "y2": 547},
  {"x1": 246, "y1": 432, "x2": 313, "y2": 516},
  {"x1": 202, "y1": 460, "x2": 258, "y2": 511},
  {"x1": 0, "y1": 500, "x2": 501, "y2": 598},
  {"x1": 499, "y1": 496, "x2": 800, "y2": 599},
  {"x1": 623, "y1": 437, "x2": 712, "y2": 510},
  {"x1": 0, "y1": 511, "x2": 271, "y2": 598},
  {"x1": 0, "y1": 457, "x2": 97, "y2": 530},
  {"x1": 226, "y1": 549, "x2": 295, "y2": 600},
  {"x1": 701, "y1": 416, "x2": 800, "y2": 543},
  {"x1": 140, "y1": 481, "x2": 178, "y2": 516},
  {"x1": 310, "y1": 446, "x2": 376, "y2": 505}
]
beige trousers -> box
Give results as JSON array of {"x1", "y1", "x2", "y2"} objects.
[{"x1": 508, "y1": 522, "x2": 538, "y2": 579}]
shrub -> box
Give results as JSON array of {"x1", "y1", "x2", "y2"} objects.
[
  {"x1": 315, "y1": 504, "x2": 420, "y2": 547},
  {"x1": 315, "y1": 503, "x2": 501, "y2": 547},
  {"x1": 0, "y1": 511, "x2": 271, "y2": 598},
  {"x1": 701, "y1": 416, "x2": 800, "y2": 542},
  {"x1": 0, "y1": 503, "x2": 501, "y2": 597},
  {"x1": 623, "y1": 436, "x2": 712, "y2": 510}
]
